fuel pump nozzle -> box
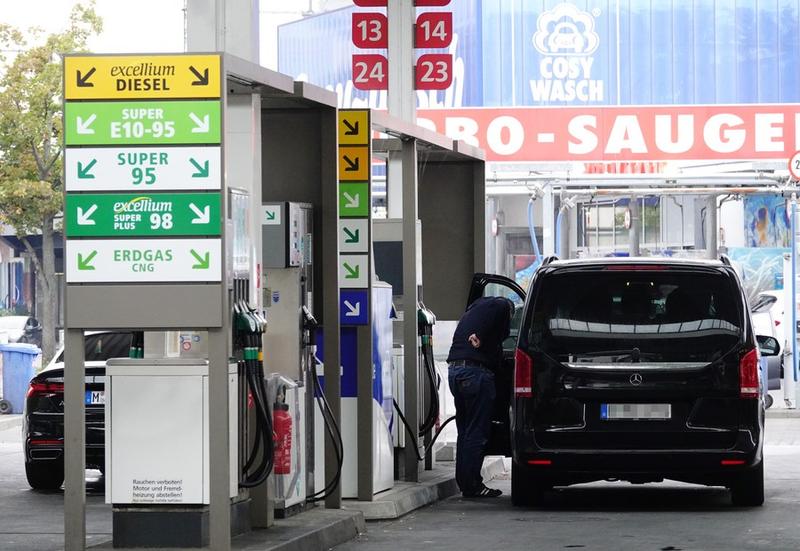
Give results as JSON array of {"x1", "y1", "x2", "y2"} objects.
[{"x1": 417, "y1": 303, "x2": 440, "y2": 438}]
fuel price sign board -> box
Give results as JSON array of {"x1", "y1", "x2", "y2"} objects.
[
  {"x1": 64, "y1": 53, "x2": 223, "y2": 285},
  {"x1": 65, "y1": 147, "x2": 221, "y2": 192},
  {"x1": 64, "y1": 100, "x2": 221, "y2": 146},
  {"x1": 64, "y1": 54, "x2": 221, "y2": 100},
  {"x1": 65, "y1": 193, "x2": 221, "y2": 237}
]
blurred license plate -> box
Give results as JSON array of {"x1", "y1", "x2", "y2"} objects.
[
  {"x1": 601, "y1": 403, "x2": 671, "y2": 420},
  {"x1": 85, "y1": 391, "x2": 105, "y2": 405}
]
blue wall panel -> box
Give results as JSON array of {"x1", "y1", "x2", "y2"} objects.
[{"x1": 277, "y1": 0, "x2": 800, "y2": 107}]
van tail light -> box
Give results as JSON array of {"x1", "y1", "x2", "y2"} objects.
[
  {"x1": 739, "y1": 348, "x2": 759, "y2": 398},
  {"x1": 514, "y1": 348, "x2": 533, "y2": 398},
  {"x1": 721, "y1": 459, "x2": 746, "y2": 466},
  {"x1": 26, "y1": 381, "x2": 64, "y2": 398}
]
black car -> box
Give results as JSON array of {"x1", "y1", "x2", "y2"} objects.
[
  {"x1": 470, "y1": 257, "x2": 768, "y2": 508},
  {"x1": 23, "y1": 331, "x2": 133, "y2": 490}
]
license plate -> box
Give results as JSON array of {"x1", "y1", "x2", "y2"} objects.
[
  {"x1": 600, "y1": 403, "x2": 671, "y2": 420},
  {"x1": 85, "y1": 390, "x2": 105, "y2": 405}
]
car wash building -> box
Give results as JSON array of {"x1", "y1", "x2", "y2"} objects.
[{"x1": 278, "y1": 0, "x2": 800, "y2": 297}]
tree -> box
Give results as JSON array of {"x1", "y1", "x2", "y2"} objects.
[{"x1": 0, "y1": 3, "x2": 102, "y2": 362}]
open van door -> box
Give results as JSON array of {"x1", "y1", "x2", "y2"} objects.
[{"x1": 467, "y1": 273, "x2": 526, "y2": 456}]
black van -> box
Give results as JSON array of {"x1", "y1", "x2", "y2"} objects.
[{"x1": 469, "y1": 257, "x2": 768, "y2": 507}]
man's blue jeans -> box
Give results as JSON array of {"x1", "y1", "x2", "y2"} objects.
[{"x1": 448, "y1": 361, "x2": 495, "y2": 495}]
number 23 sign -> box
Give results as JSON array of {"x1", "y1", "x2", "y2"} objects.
[{"x1": 415, "y1": 53, "x2": 452, "y2": 90}]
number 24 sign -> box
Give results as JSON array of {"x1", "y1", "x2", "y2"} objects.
[{"x1": 352, "y1": 54, "x2": 388, "y2": 90}]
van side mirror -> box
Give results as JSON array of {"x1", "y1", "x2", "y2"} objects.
[{"x1": 757, "y1": 335, "x2": 780, "y2": 357}]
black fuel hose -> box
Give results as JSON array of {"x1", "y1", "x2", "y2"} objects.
[
  {"x1": 307, "y1": 360, "x2": 345, "y2": 502},
  {"x1": 240, "y1": 333, "x2": 274, "y2": 488},
  {"x1": 393, "y1": 398, "x2": 455, "y2": 462},
  {"x1": 417, "y1": 342, "x2": 440, "y2": 437}
]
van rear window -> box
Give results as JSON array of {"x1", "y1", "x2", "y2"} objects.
[{"x1": 528, "y1": 270, "x2": 742, "y2": 364}]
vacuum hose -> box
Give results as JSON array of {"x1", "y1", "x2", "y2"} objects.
[{"x1": 527, "y1": 197, "x2": 543, "y2": 270}]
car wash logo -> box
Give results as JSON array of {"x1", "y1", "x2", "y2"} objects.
[{"x1": 530, "y1": 3, "x2": 603, "y2": 103}]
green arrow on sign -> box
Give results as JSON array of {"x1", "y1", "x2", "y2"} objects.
[
  {"x1": 265, "y1": 211, "x2": 276, "y2": 221},
  {"x1": 343, "y1": 227, "x2": 360, "y2": 243},
  {"x1": 343, "y1": 262, "x2": 360, "y2": 279},
  {"x1": 77, "y1": 250, "x2": 97, "y2": 271},
  {"x1": 189, "y1": 158, "x2": 209, "y2": 178},
  {"x1": 190, "y1": 249, "x2": 210, "y2": 269},
  {"x1": 77, "y1": 159, "x2": 97, "y2": 179}
]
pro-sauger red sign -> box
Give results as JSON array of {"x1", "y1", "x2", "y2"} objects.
[{"x1": 417, "y1": 105, "x2": 800, "y2": 162}]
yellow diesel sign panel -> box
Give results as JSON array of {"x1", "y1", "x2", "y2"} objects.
[
  {"x1": 338, "y1": 110, "x2": 369, "y2": 146},
  {"x1": 65, "y1": 54, "x2": 221, "y2": 100}
]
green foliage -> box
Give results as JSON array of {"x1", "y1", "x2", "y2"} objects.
[{"x1": 0, "y1": 2, "x2": 102, "y2": 235}]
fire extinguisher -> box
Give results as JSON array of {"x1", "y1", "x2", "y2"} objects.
[{"x1": 273, "y1": 385, "x2": 292, "y2": 475}]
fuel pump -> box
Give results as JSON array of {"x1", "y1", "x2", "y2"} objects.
[
  {"x1": 417, "y1": 303, "x2": 438, "y2": 438},
  {"x1": 302, "y1": 306, "x2": 344, "y2": 502},
  {"x1": 261, "y1": 202, "x2": 345, "y2": 514},
  {"x1": 393, "y1": 303, "x2": 456, "y2": 461}
]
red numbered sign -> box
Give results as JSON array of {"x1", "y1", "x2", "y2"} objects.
[
  {"x1": 790, "y1": 151, "x2": 800, "y2": 181},
  {"x1": 415, "y1": 53, "x2": 452, "y2": 90},
  {"x1": 353, "y1": 0, "x2": 387, "y2": 6},
  {"x1": 352, "y1": 54, "x2": 388, "y2": 90},
  {"x1": 352, "y1": 12, "x2": 388, "y2": 49},
  {"x1": 415, "y1": 0, "x2": 451, "y2": 5},
  {"x1": 415, "y1": 12, "x2": 452, "y2": 49}
]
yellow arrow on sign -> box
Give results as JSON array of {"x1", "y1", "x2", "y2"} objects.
[
  {"x1": 64, "y1": 54, "x2": 221, "y2": 100},
  {"x1": 338, "y1": 110, "x2": 370, "y2": 145}
]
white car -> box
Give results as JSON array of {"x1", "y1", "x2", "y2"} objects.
[
  {"x1": 0, "y1": 315, "x2": 41, "y2": 346},
  {"x1": 751, "y1": 291, "x2": 787, "y2": 396}
]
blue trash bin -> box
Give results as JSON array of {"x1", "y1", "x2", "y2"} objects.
[{"x1": 0, "y1": 343, "x2": 41, "y2": 414}]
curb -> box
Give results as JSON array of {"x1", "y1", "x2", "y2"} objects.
[
  {"x1": 0, "y1": 414, "x2": 22, "y2": 431},
  {"x1": 344, "y1": 456, "x2": 506, "y2": 521},
  {"x1": 240, "y1": 509, "x2": 366, "y2": 551},
  {"x1": 766, "y1": 408, "x2": 800, "y2": 419},
  {"x1": 90, "y1": 509, "x2": 365, "y2": 551}
]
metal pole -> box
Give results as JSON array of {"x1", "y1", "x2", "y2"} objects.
[
  {"x1": 385, "y1": 0, "x2": 416, "y2": 217},
  {"x1": 791, "y1": 199, "x2": 798, "y2": 408},
  {"x1": 322, "y1": 109, "x2": 342, "y2": 509},
  {"x1": 64, "y1": 329, "x2": 86, "y2": 551},
  {"x1": 706, "y1": 195, "x2": 718, "y2": 259},
  {"x1": 208, "y1": 327, "x2": 231, "y2": 550},
  {"x1": 387, "y1": 0, "x2": 416, "y2": 122},
  {"x1": 559, "y1": 209, "x2": 570, "y2": 260},
  {"x1": 402, "y1": 138, "x2": 420, "y2": 481},
  {"x1": 629, "y1": 195, "x2": 640, "y2": 256}
]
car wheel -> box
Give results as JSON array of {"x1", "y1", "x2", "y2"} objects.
[
  {"x1": 25, "y1": 461, "x2": 64, "y2": 491},
  {"x1": 0, "y1": 400, "x2": 11, "y2": 415},
  {"x1": 730, "y1": 460, "x2": 764, "y2": 507},
  {"x1": 511, "y1": 460, "x2": 550, "y2": 507},
  {"x1": 765, "y1": 394, "x2": 774, "y2": 409}
]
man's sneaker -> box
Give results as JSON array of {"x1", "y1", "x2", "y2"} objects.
[{"x1": 463, "y1": 484, "x2": 502, "y2": 498}]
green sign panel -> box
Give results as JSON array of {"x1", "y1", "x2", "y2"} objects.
[
  {"x1": 65, "y1": 192, "x2": 221, "y2": 237},
  {"x1": 64, "y1": 100, "x2": 221, "y2": 145},
  {"x1": 338, "y1": 182, "x2": 369, "y2": 218}
]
